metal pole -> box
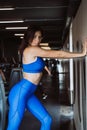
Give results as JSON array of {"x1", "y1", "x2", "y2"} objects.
[{"x1": 69, "y1": 23, "x2": 74, "y2": 105}]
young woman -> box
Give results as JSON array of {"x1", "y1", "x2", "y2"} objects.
[{"x1": 7, "y1": 25, "x2": 87, "y2": 130}]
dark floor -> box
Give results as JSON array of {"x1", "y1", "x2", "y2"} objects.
[{"x1": 14, "y1": 72, "x2": 76, "y2": 130}]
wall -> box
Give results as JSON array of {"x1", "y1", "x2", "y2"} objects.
[
  {"x1": 72, "y1": 0, "x2": 87, "y2": 130},
  {"x1": 73, "y1": 0, "x2": 87, "y2": 43}
]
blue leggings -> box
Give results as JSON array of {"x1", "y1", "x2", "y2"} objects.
[{"x1": 7, "y1": 79, "x2": 52, "y2": 130}]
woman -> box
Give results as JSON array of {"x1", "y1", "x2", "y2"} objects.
[{"x1": 7, "y1": 25, "x2": 87, "y2": 130}]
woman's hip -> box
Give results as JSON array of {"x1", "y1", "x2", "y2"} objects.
[{"x1": 8, "y1": 78, "x2": 37, "y2": 102}]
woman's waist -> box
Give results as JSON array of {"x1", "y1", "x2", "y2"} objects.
[{"x1": 23, "y1": 72, "x2": 43, "y2": 85}]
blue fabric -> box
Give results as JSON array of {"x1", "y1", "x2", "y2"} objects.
[
  {"x1": 7, "y1": 79, "x2": 52, "y2": 130},
  {"x1": 23, "y1": 57, "x2": 45, "y2": 73}
]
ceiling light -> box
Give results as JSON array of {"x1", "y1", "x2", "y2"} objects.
[
  {"x1": 0, "y1": 7, "x2": 15, "y2": 10},
  {"x1": 6, "y1": 27, "x2": 28, "y2": 29},
  {"x1": 20, "y1": 37, "x2": 24, "y2": 39},
  {"x1": 14, "y1": 33, "x2": 24, "y2": 36},
  {"x1": 40, "y1": 43, "x2": 49, "y2": 46},
  {"x1": 41, "y1": 47, "x2": 51, "y2": 50},
  {"x1": 0, "y1": 20, "x2": 24, "y2": 23},
  {"x1": 66, "y1": 17, "x2": 71, "y2": 27}
]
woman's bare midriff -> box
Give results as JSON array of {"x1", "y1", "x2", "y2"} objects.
[{"x1": 23, "y1": 72, "x2": 43, "y2": 85}]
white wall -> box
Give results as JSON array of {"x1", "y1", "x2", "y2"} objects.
[
  {"x1": 73, "y1": 0, "x2": 87, "y2": 43},
  {"x1": 72, "y1": 0, "x2": 87, "y2": 130}
]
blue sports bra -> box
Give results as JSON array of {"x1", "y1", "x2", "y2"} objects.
[{"x1": 23, "y1": 57, "x2": 45, "y2": 73}]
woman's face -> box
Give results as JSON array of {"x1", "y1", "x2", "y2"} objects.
[{"x1": 30, "y1": 31, "x2": 42, "y2": 46}]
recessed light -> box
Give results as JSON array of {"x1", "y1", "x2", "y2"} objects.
[
  {"x1": 40, "y1": 43, "x2": 49, "y2": 46},
  {"x1": 14, "y1": 34, "x2": 24, "y2": 36},
  {"x1": 0, "y1": 7, "x2": 15, "y2": 10},
  {"x1": 5, "y1": 27, "x2": 28, "y2": 29},
  {"x1": 0, "y1": 20, "x2": 24, "y2": 23},
  {"x1": 20, "y1": 37, "x2": 24, "y2": 39},
  {"x1": 41, "y1": 46, "x2": 51, "y2": 50}
]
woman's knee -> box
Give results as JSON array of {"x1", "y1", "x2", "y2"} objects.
[{"x1": 43, "y1": 114, "x2": 52, "y2": 125}]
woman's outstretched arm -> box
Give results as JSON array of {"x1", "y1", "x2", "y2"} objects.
[
  {"x1": 29, "y1": 39, "x2": 87, "y2": 59},
  {"x1": 44, "y1": 66, "x2": 51, "y2": 76}
]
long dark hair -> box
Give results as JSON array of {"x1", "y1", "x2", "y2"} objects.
[{"x1": 19, "y1": 25, "x2": 44, "y2": 55}]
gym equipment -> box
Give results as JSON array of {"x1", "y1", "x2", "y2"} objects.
[{"x1": 0, "y1": 75, "x2": 6, "y2": 130}]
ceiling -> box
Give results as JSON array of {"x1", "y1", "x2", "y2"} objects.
[{"x1": 0, "y1": 0, "x2": 81, "y2": 47}]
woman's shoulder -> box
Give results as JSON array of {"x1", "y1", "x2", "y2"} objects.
[
  {"x1": 25, "y1": 46, "x2": 39, "y2": 51},
  {"x1": 23, "y1": 46, "x2": 38, "y2": 57},
  {"x1": 23, "y1": 46, "x2": 46, "y2": 57},
  {"x1": 26, "y1": 46, "x2": 41, "y2": 53},
  {"x1": 23, "y1": 46, "x2": 32, "y2": 54}
]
